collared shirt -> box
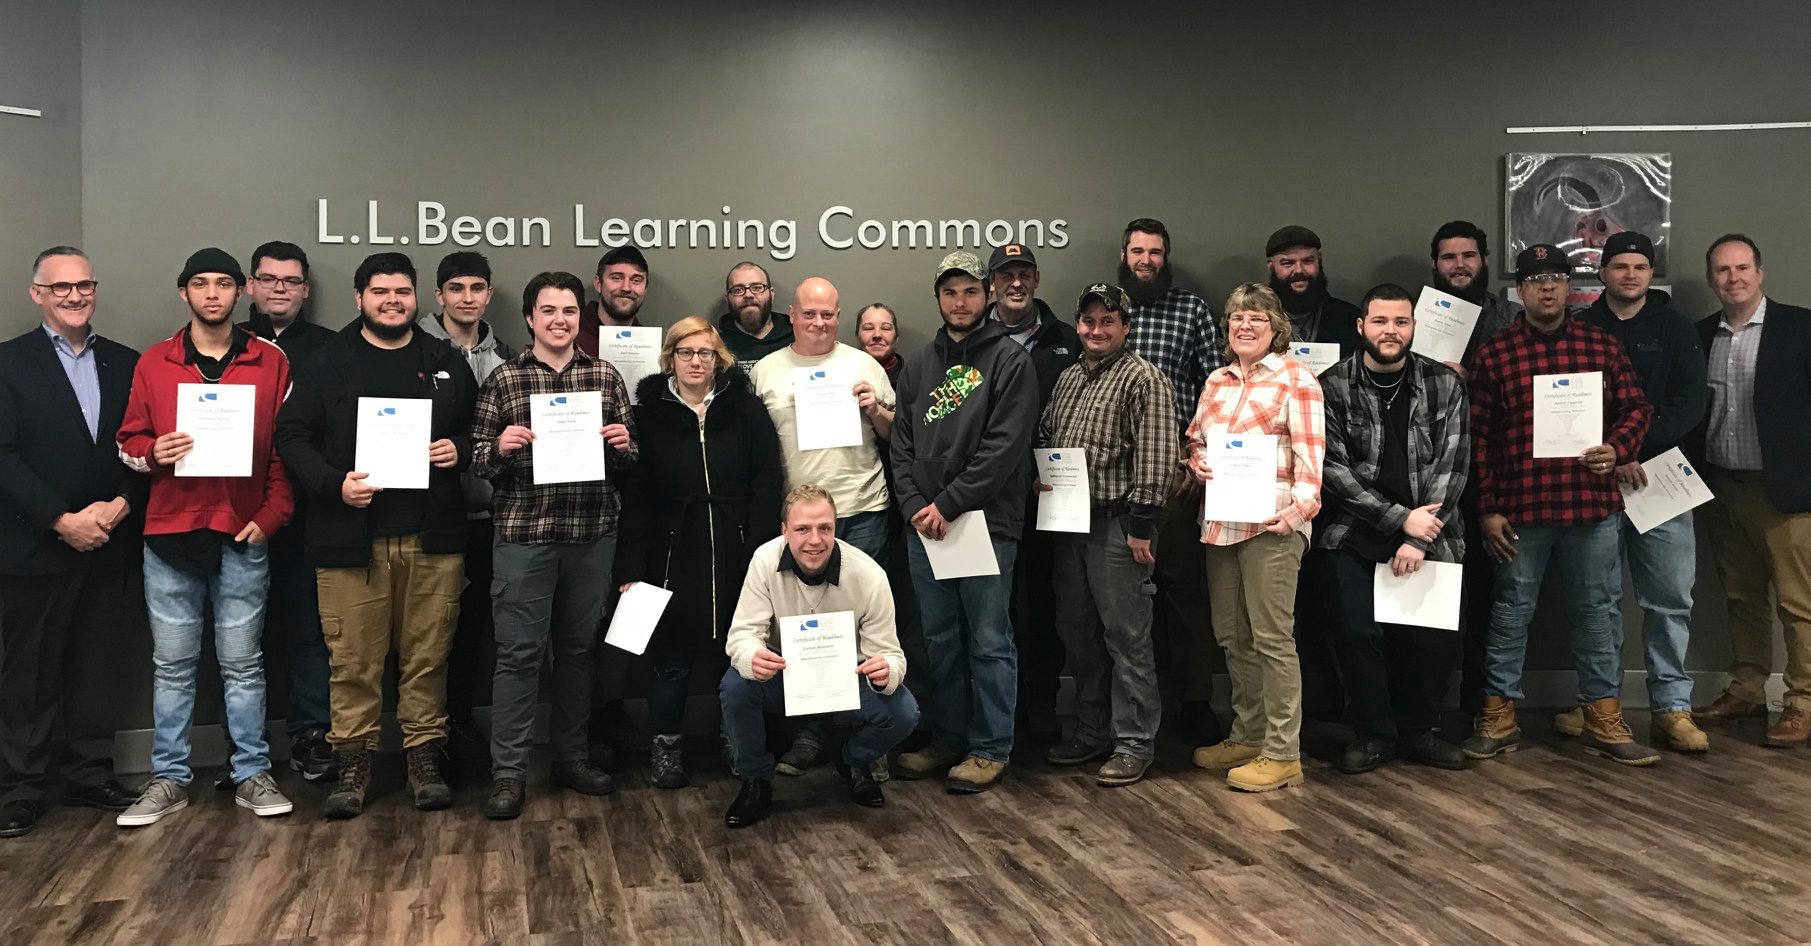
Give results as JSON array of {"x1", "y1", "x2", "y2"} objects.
[
  {"x1": 1127, "y1": 287, "x2": 1226, "y2": 436},
  {"x1": 778, "y1": 543, "x2": 842, "y2": 586},
  {"x1": 991, "y1": 309, "x2": 1042, "y2": 352},
  {"x1": 1705, "y1": 298, "x2": 1766, "y2": 471},
  {"x1": 1039, "y1": 348, "x2": 1176, "y2": 537},
  {"x1": 1185, "y1": 352, "x2": 1326, "y2": 545},
  {"x1": 468, "y1": 348, "x2": 639, "y2": 544},
  {"x1": 44, "y1": 323, "x2": 101, "y2": 441},
  {"x1": 182, "y1": 325, "x2": 251, "y2": 380}
]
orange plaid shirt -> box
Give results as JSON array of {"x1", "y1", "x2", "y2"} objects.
[{"x1": 1184, "y1": 352, "x2": 1326, "y2": 546}]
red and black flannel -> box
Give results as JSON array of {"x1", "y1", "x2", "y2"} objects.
[{"x1": 1469, "y1": 315, "x2": 1652, "y2": 527}]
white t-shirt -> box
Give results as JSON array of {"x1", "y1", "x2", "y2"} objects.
[{"x1": 749, "y1": 343, "x2": 895, "y2": 516}]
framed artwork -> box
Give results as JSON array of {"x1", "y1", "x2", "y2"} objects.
[{"x1": 1505, "y1": 153, "x2": 1672, "y2": 277}]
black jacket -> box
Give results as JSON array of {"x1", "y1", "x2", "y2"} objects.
[
  {"x1": 717, "y1": 311, "x2": 794, "y2": 370},
  {"x1": 616, "y1": 371, "x2": 783, "y2": 656},
  {"x1": 1288, "y1": 294, "x2": 1362, "y2": 353},
  {"x1": 892, "y1": 320, "x2": 1039, "y2": 540},
  {"x1": 1686, "y1": 298, "x2": 1811, "y2": 513},
  {"x1": 983, "y1": 299, "x2": 1081, "y2": 409},
  {"x1": 0, "y1": 328, "x2": 144, "y2": 575},
  {"x1": 274, "y1": 320, "x2": 478, "y2": 566},
  {"x1": 239, "y1": 307, "x2": 335, "y2": 371},
  {"x1": 1581, "y1": 290, "x2": 1707, "y2": 460}
]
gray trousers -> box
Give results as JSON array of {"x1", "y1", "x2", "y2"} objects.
[
  {"x1": 489, "y1": 535, "x2": 615, "y2": 779},
  {"x1": 1052, "y1": 512, "x2": 1162, "y2": 760}
]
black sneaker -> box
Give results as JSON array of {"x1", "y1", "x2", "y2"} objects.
[
  {"x1": 650, "y1": 734, "x2": 687, "y2": 790},
  {"x1": 724, "y1": 779, "x2": 772, "y2": 828},
  {"x1": 289, "y1": 731, "x2": 338, "y2": 783},
  {"x1": 1336, "y1": 738, "x2": 1396, "y2": 775}
]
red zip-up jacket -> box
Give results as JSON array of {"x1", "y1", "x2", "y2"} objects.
[{"x1": 116, "y1": 326, "x2": 295, "y2": 540}]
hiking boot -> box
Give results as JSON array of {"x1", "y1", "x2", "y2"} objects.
[
  {"x1": 116, "y1": 777, "x2": 189, "y2": 828},
  {"x1": 775, "y1": 736, "x2": 822, "y2": 777},
  {"x1": 289, "y1": 730, "x2": 338, "y2": 782},
  {"x1": 1764, "y1": 706, "x2": 1811, "y2": 748},
  {"x1": 482, "y1": 778, "x2": 524, "y2": 820},
  {"x1": 1191, "y1": 740, "x2": 1261, "y2": 770},
  {"x1": 233, "y1": 771, "x2": 293, "y2": 818},
  {"x1": 1400, "y1": 731, "x2": 1467, "y2": 770},
  {"x1": 324, "y1": 746, "x2": 372, "y2": 819},
  {"x1": 650, "y1": 734, "x2": 687, "y2": 789},
  {"x1": 946, "y1": 755, "x2": 1008, "y2": 794},
  {"x1": 724, "y1": 779, "x2": 772, "y2": 828},
  {"x1": 1226, "y1": 756, "x2": 1303, "y2": 792},
  {"x1": 1653, "y1": 710, "x2": 1710, "y2": 752},
  {"x1": 1095, "y1": 753, "x2": 1150, "y2": 787},
  {"x1": 1045, "y1": 738, "x2": 1111, "y2": 767},
  {"x1": 550, "y1": 759, "x2": 616, "y2": 796},
  {"x1": 1460, "y1": 696, "x2": 1520, "y2": 759},
  {"x1": 1694, "y1": 690, "x2": 1768, "y2": 723},
  {"x1": 1581, "y1": 698, "x2": 1660, "y2": 766},
  {"x1": 1553, "y1": 706, "x2": 1585, "y2": 737},
  {"x1": 406, "y1": 743, "x2": 453, "y2": 811},
  {"x1": 1336, "y1": 738, "x2": 1395, "y2": 775},
  {"x1": 870, "y1": 755, "x2": 890, "y2": 783},
  {"x1": 894, "y1": 743, "x2": 963, "y2": 780},
  {"x1": 838, "y1": 762, "x2": 886, "y2": 808}
]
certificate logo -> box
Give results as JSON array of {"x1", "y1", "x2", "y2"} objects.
[
  {"x1": 547, "y1": 395, "x2": 568, "y2": 406},
  {"x1": 1550, "y1": 378, "x2": 1571, "y2": 389},
  {"x1": 1295, "y1": 346, "x2": 1311, "y2": 355},
  {"x1": 375, "y1": 406, "x2": 397, "y2": 416},
  {"x1": 1048, "y1": 452, "x2": 1062, "y2": 461},
  {"x1": 197, "y1": 391, "x2": 218, "y2": 402},
  {"x1": 614, "y1": 330, "x2": 632, "y2": 339},
  {"x1": 1435, "y1": 299, "x2": 1452, "y2": 309},
  {"x1": 797, "y1": 618, "x2": 819, "y2": 631},
  {"x1": 1678, "y1": 463, "x2": 1694, "y2": 477},
  {"x1": 1224, "y1": 439, "x2": 1243, "y2": 449},
  {"x1": 808, "y1": 370, "x2": 827, "y2": 380}
]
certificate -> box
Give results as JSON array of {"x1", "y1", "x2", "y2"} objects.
[
  {"x1": 529, "y1": 390, "x2": 606, "y2": 485},
  {"x1": 174, "y1": 383, "x2": 255, "y2": 478},
  {"x1": 604, "y1": 581, "x2": 673, "y2": 655},
  {"x1": 1411, "y1": 286, "x2": 1483, "y2": 366},
  {"x1": 1373, "y1": 561, "x2": 1464, "y2": 631},
  {"x1": 1291, "y1": 342, "x2": 1340, "y2": 375},
  {"x1": 921, "y1": 510, "x2": 1000, "y2": 579},
  {"x1": 1620, "y1": 447, "x2": 1716, "y2": 534},
  {"x1": 778, "y1": 610, "x2": 860, "y2": 716},
  {"x1": 596, "y1": 326, "x2": 663, "y2": 404},
  {"x1": 355, "y1": 397, "x2": 432, "y2": 489},
  {"x1": 793, "y1": 366, "x2": 862, "y2": 451},
  {"x1": 1532, "y1": 372, "x2": 1603, "y2": 458},
  {"x1": 1202, "y1": 433, "x2": 1279, "y2": 524},
  {"x1": 1034, "y1": 448, "x2": 1090, "y2": 533}
]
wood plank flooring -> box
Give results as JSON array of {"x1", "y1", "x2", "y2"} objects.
[{"x1": 3, "y1": 714, "x2": 1808, "y2": 946}]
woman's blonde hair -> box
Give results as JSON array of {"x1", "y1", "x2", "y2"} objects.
[
  {"x1": 1220, "y1": 282, "x2": 1293, "y2": 361},
  {"x1": 658, "y1": 316, "x2": 737, "y2": 375}
]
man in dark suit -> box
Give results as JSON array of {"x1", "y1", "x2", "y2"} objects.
[
  {"x1": 1689, "y1": 234, "x2": 1811, "y2": 749},
  {"x1": 0, "y1": 246, "x2": 145, "y2": 837}
]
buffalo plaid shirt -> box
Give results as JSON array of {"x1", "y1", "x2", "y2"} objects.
[
  {"x1": 1469, "y1": 316, "x2": 1651, "y2": 527},
  {"x1": 470, "y1": 349, "x2": 638, "y2": 544},
  {"x1": 1185, "y1": 352, "x2": 1326, "y2": 545},
  {"x1": 1127, "y1": 287, "x2": 1226, "y2": 436},
  {"x1": 1037, "y1": 348, "x2": 1178, "y2": 539}
]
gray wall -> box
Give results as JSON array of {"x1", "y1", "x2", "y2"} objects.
[{"x1": 2, "y1": 0, "x2": 82, "y2": 303}]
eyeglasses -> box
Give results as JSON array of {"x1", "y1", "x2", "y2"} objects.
[
  {"x1": 253, "y1": 274, "x2": 306, "y2": 288},
  {"x1": 674, "y1": 348, "x2": 718, "y2": 362},
  {"x1": 727, "y1": 283, "x2": 769, "y2": 297},
  {"x1": 1227, "y1": 314, "x2": 1271, "y2": 326},
  {"x1": 33, "y1": 280, "x2": 98, "y2": 297},
  {"x1": 1522, "y1": 273, "x2": 1568, "y2": 285}
]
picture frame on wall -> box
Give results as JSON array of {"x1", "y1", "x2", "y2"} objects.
[{"x1": 1504, "y1": 153, "x2": 1673, "y2": 278}]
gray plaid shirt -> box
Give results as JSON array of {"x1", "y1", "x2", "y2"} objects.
[
  {"x1": 1315, "y1": 352, "x2": 1469, "y2": 562},
  {"x1": 1126, "y1": 287, "x2": 1225, "y2": 435}
]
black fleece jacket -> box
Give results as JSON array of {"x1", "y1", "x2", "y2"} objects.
[{"x1": 1581, "y1": 289, "x2": 1708, "y2": 460}]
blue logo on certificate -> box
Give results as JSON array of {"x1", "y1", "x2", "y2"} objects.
[
  {"x1": 376, "y1": 406, "x2": 396, "y2": 416},
  {"x1": 548, "y1": 395, "x2": 568, "y2": 406},
  {"x1": 198, "y1": 392, "x2": 218, "y2": 402}
]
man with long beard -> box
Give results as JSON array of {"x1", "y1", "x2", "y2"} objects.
[
  {"x1": 1428, "y1": 221, "x2": 1518, "y2": 378},
  {"x1": 1266, "y1": 226, "x2": 1360, "y2": 355}
]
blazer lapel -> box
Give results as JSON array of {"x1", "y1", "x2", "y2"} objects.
[
  {"x1": 26, "y1": 329, "x2": 97, "y2": 445},
  {"x1": 95, "y1": 339, "x2": 133, "y2": 447}
]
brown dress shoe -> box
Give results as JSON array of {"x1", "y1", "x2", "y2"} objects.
[
  {"x1": 1693, "y1": 691, "x2": 1767, "y2": 723},
  {"x1": 1763, "y1": 707, "x2": 1810, "y2": 748}
]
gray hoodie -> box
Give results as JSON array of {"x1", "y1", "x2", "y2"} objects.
[{"x1": 418, "y1": 314, "x2": 517, "y2": 518}]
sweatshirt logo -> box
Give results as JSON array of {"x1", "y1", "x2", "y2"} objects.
[{"x1": 923, "y1": 365, "x2": 984, "y2": 424}]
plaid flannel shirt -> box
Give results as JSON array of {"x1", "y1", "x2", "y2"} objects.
[
  {"x1": 1469, "y1": 316, "x2": 1651, "y2": 527},
  {"x1": 1185, "y1": 352, "x2": 1326, "y2": 545},
  {"x1": 1127, "y1": 287, "x2": 1226, "y2": 436},
  {"x1": 1037, "y1": 348, "x2": 1178, "y2": 539},
  {"x1": 469, "y1": 349, "x2": 638, "y2": 544},
  {"x1": 1316, "y1": 353, "x2": 1469, "y2": 562}
]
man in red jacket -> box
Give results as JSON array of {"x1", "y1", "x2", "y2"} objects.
[{"x1": 113, "y1": 248, "x2": 295, "y2": 827}]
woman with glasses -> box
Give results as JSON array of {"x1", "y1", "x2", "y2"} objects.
[{"x1": 615, "y1": 317, "x2": 783, "y2": 787}]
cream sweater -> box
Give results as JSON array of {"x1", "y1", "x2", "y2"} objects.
[{"x1": 724, "y1": 536, "x2": 906, "y2": 696}]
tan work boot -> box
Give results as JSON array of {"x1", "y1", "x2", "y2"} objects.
[
  {"x1": 893, "y1": 744, "x2": 963, "y2": 781},
  {"x1": 1581, "y1": 698, "x2": 1660, "y2": 766},
  {"x1": 946, "y1": 755, "x2": 1007, "y2": 794},
  {"x1": 1553, "y1": 705, "x2": 1584, "y2": 736},
  {"x1": 1226, "y1": 756, "x2": 1303, "y2": 792},
  {"x1": 1191, "y1": 740, "x2": 1262, "y2": 770},
  {"x1": 1764, "y1": 706, "x2": 1811, "y2": 748},
  {"x1": 1459, "y1": 696, "x2": 1520, "y2": 759},
  {"x1": 1652, "y1": 710, "x2": 1709, "y2": 752}
]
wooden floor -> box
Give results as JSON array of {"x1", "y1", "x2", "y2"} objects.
[{"x1": 3, "y1": 714, "x2": 1809, "y2": 946}]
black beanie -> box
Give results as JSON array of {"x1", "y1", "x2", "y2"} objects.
[{"x1": 178, "y1": 247, "x2": 246, "y2": 287}]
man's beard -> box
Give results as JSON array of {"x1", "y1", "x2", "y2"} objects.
[
  {"x1": 1361, "y1": 333, "x2": 1410, "y2": 366},
  {"x1": 362, "y1": 312, "x2": 412, "y2": 341},
  {"x1": 733, "y1": 298, "x2": 772, "y2": 332},
  {"x1": 1118, "y1": 261, "x2": 1172, "y2": 307},
  {"x1": 1430, "y1": 262, "x2": 1492, "y2": 305},
  {"x1": 603, "y1": 294, "x2": 643, "y2": 321},
  {"x1": 1270, "y1": 270, "x2": 1329, "y2": 315}
]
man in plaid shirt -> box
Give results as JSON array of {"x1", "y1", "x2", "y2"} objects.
[
  {"x1": 1035, "y1": 283, "x2": 1176, "y2": 787},
  {"x1": 469, "y1": 271, "x2": 638, "y2": 818},
  {"x1": 1461, "y1": 244, "x2": 1655, "y2": 767}
]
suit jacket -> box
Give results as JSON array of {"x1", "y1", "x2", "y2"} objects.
[
  {"x1": 0, "y1": 327, "x2": 144, "y2": 575},
  {"x1": 1687, "y1": 298, "x2": 1811, "y2": 513}
]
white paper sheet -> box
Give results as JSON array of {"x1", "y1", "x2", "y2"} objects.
[
  {"x1": 1202, "y1": 433, "x2": 1279, "y2": 524},
  {"x1": 1412, "y1": 286, "x2": 1483, "y2": 366},
  {"x1": 1033, "y1": 448, "x2": 1089, "y2": 533},
  {"x1": 1373, "y1": 560, "x2": 1464, "y2": 631},
  {"x1": 596, "y1": 326, "x2": 663, "y2": 404},
  {"x1": 604, "y1": 581, "x2": 673, "y2": 655},
  {"x1": 921, "y1": 510, "x2": 1000, "y2": 579},
  {"x1": 1620, "y1": 447, "x2": 1716, "y2": 534},
  {"x1": 792, "y1": 366, "x2": 862, "y2": 451},
  {"x1": 174, "y1": 383, "x2": 256, "y2": 478},
  {"x1": 529, "y1": 390, "x2": 606, "y2": 485},
  {"x1": 1291, "y1": 342, "x2": 1341, "y2": 375},
  {"x1": 1532, "y1": 371, "x2": 1603, "y2": 458},
  {"x1": 354, "y1": 397, "x2": 432, "y2": 489},
  {"x1": 778, "y1": 609, "x2": 861, "y2": 716}
]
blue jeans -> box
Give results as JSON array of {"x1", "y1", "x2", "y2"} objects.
[
  {"x1": 144, "y1": 542, "x2": 273, "y2": 785},
  {"x1": 1483, "y1": 516, "x2": 1623, "y2": 704},
  {"x1": 719, "y1": 668, "x2": 919, "y2": 782},
  {"x1": 1623, "y1": 510, "x2": 1695, "y2": 713},
  {"x1": 837, "y1": 511, "x2": 889, "y2": 564},
  {"x1": 905, "y1": 530, "x2": 1019, "y2": 761}
]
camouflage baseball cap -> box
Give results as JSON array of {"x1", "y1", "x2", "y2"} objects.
[
  {"x1": 934, "y1": 250, "x2": 987, "y2": 287},
  {"x1": 1077, "y1": 282, "x2": 1132, "y2": 314}
]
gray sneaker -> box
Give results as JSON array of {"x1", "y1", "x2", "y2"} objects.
[
  {"x1": 116, "y1": 777, "x2": 189, "y2": 828},
  {"x1": 870, "y1": 754, "x2": 890, "y2": 783},
  {"x1": 234, "y1": 771, "x2": 294, "y2": 818},
  {"x1": 775, "y1": 736, "x2": 822, "y2": 777}
]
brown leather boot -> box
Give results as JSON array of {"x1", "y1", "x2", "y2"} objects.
[
  {"x1": 1693, "y1": 690, "x2": 1767, "y2": 723},
  {"x1": 1581, "y1": 698, "x2": 1659, "y2": 766},
  {"x1": 1763, "y1": 706, "x2": 1810, "y2": 748},
  {"x1": 1459, "y1": 696, "x2": 1520, "y2": 759}
]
